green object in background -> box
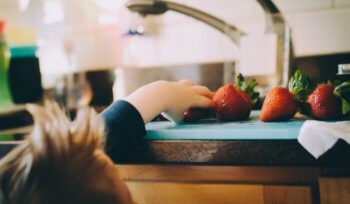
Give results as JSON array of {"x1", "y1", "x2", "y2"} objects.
[
  {"x1": 0, "y1": 21, "x2": 13, "y2": 109},
  {"x1": 0, "y1": 133, "x2": 14, "y2": 141},
  {"x1": 10, "y1": 45, "x2": 37, "y2": 58}
]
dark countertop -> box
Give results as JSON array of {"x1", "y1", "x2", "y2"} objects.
[
  {"x1": 1, "y1": 138, "x2": 350, "y2": 167},
  {"x1": 120, "y1": 138, "x2": 350, "y2": 167},
  {"x1": 2, "y1": 110, "x2": 350, "y2": 167}
]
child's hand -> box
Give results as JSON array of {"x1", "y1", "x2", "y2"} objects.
[{"x1": 125, "y1": 80, "x2": 214, "y2": 123}]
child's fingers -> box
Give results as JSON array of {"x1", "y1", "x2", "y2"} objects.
[
  {"x1": 178, "y1": 79, "x2": 193, "y2": 86},
  {"x1": 162, "y1": 112, "x2": 183, "y2": 123},
  {"x1": 194, "y1": 95, "x2": 214, "y2": 108},
  {"x1": 192, "y1": 86, "x2": 214, "y2": 99}
]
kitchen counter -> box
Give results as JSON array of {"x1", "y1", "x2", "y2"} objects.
[
  {"x1": 1, "y1": 111, "x2": 350, "y2": 204},
  {"x1": 118, "y1": 111, "x2": 350, "y2": 167},
  {"x1": 1, "y1": 111, "x2": 350, "y2": 167}
]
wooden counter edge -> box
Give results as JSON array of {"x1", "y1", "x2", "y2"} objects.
[{"x1": 117, "y1": 165, "x2": 322, "y2": 185}]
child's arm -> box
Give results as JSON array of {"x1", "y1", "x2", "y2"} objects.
[
  {"x1": 124, "y1": 80, "x2": 214, "y2": 123},
  {"x1": 100, "y1": 80, "x2": 213, "y2": 161}
]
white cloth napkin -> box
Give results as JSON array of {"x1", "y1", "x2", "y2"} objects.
[{"x1": 298, "y1": 120, "x2": 350, "y2": 159}]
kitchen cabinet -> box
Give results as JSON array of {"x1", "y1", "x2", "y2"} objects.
[
  {"x1": 118, "y1": 165, "x2": 350, "y2": 204},
  {"x1": 126, "y1": 182, "x2": 312, "y2": 204},
  {"x1": 127, "y1": 182, "x2": 267, "y2": 204},
  {"x1": 319, "y1": 178, "x2": 350, "y2": 204},
  {"x1": 120, "y1": 165, "x2": 317, "y2": 204}
]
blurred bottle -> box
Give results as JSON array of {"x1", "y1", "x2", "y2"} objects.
[
  {"x1": 5, "y1": 26, "x2": 43, "y2": 104},
  {"x1": 0, "y1": 21, "x2": 13, "y2": 109},
  {"x1": 9, "y1": 45, "x2": 43, "y2": 104}
]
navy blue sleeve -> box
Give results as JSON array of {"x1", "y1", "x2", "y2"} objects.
[{"x1": 100, "y1": 100, "x2": 146, "y2": 162}]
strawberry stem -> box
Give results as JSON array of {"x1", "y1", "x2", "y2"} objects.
[
  {"x1": 288, "y1": 70, "x2": 313, "y2": 101},
  {"x1": 288, "y1": 69, "x2": 313, "y2": 115},
  {"x1": 235, "y1": 73, "x2": 260, "y2": 105},
  {"x1": 334, "y1": 82, "x2": 350, "y2": 115}
]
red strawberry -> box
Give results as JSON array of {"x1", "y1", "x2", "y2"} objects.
[
  {"x1": 213, "y1": 74, "x2": 259, "y2": 121},
  {"x1": 260, "y1": 87, "x2": 297, "y2": 122},
  {"x1": 183, "y1": 108, "x2": 209, "y2": 123},
  {"x1": 213, "y1": 84, "x2": 252, "y2": 121},
  {"x1": 308, "y1": 84, "x2": 342, "y2": 120}
]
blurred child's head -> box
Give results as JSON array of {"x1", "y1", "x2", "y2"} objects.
[{"x1": 0, "y1": 103, "x2": 132, "y2": 204}]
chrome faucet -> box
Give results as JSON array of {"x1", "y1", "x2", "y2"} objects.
[
  {"x1": 125, "y1": 0, "x2": 293, "y2": 89},
  {"x1": 126, "y1": 0, "x2": 244, "y2": 45}
]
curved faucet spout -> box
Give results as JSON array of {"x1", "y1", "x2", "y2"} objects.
[
  {"x1": 126, "y1": 0, "x2": 294, "y2": 88},
  {"x1": 126, "y1": 0, "x2": 244, "y2": 45}
]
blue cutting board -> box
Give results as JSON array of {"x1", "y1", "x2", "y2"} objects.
[{"x1": 145, "y1": 111, "x2": 305, "y2": 140}]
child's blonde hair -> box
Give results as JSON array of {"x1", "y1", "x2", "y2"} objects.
[{"x1": 0, "y1": 102, "x2": 131, "y2": 204}]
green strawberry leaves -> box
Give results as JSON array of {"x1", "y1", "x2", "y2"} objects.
[
  {"x1": 235, "y1": 73, "x2": 245, "y2": 89},
  {"x1": 288, "y1": 69, "x2": 313, "y2": 101},
  {"x1": 341, "y1": 98, "x2": 350, "y2": 116},
  {"x1": 235, "y1": 73, "x2": 260, "y2": 105},
  {"x1": 334, "y1": 81, "x2": 350, "y2": 115},
  {"x1": 288, "y1": 69, "x2": 313, "y2": 114}
]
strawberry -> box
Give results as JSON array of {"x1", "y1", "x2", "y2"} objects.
[
  {"x1": 183, "y1": 108, "x2": 210, "y2": 123},
  {"x1": 260, "y1": 87, "x2": 297, "y2": 122},
  {"x1": 308, "y1": 84, "x2": 342, "y2": 120},
  {"x1": 213, "y1": 74, "x2": 259, "y2": 121},
  {"x1": 213, "y1": 84, "x2": 251, "y2": 121},
  {"x1": 260, "y1": 70, "x2": 313, "y2": 122}
]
